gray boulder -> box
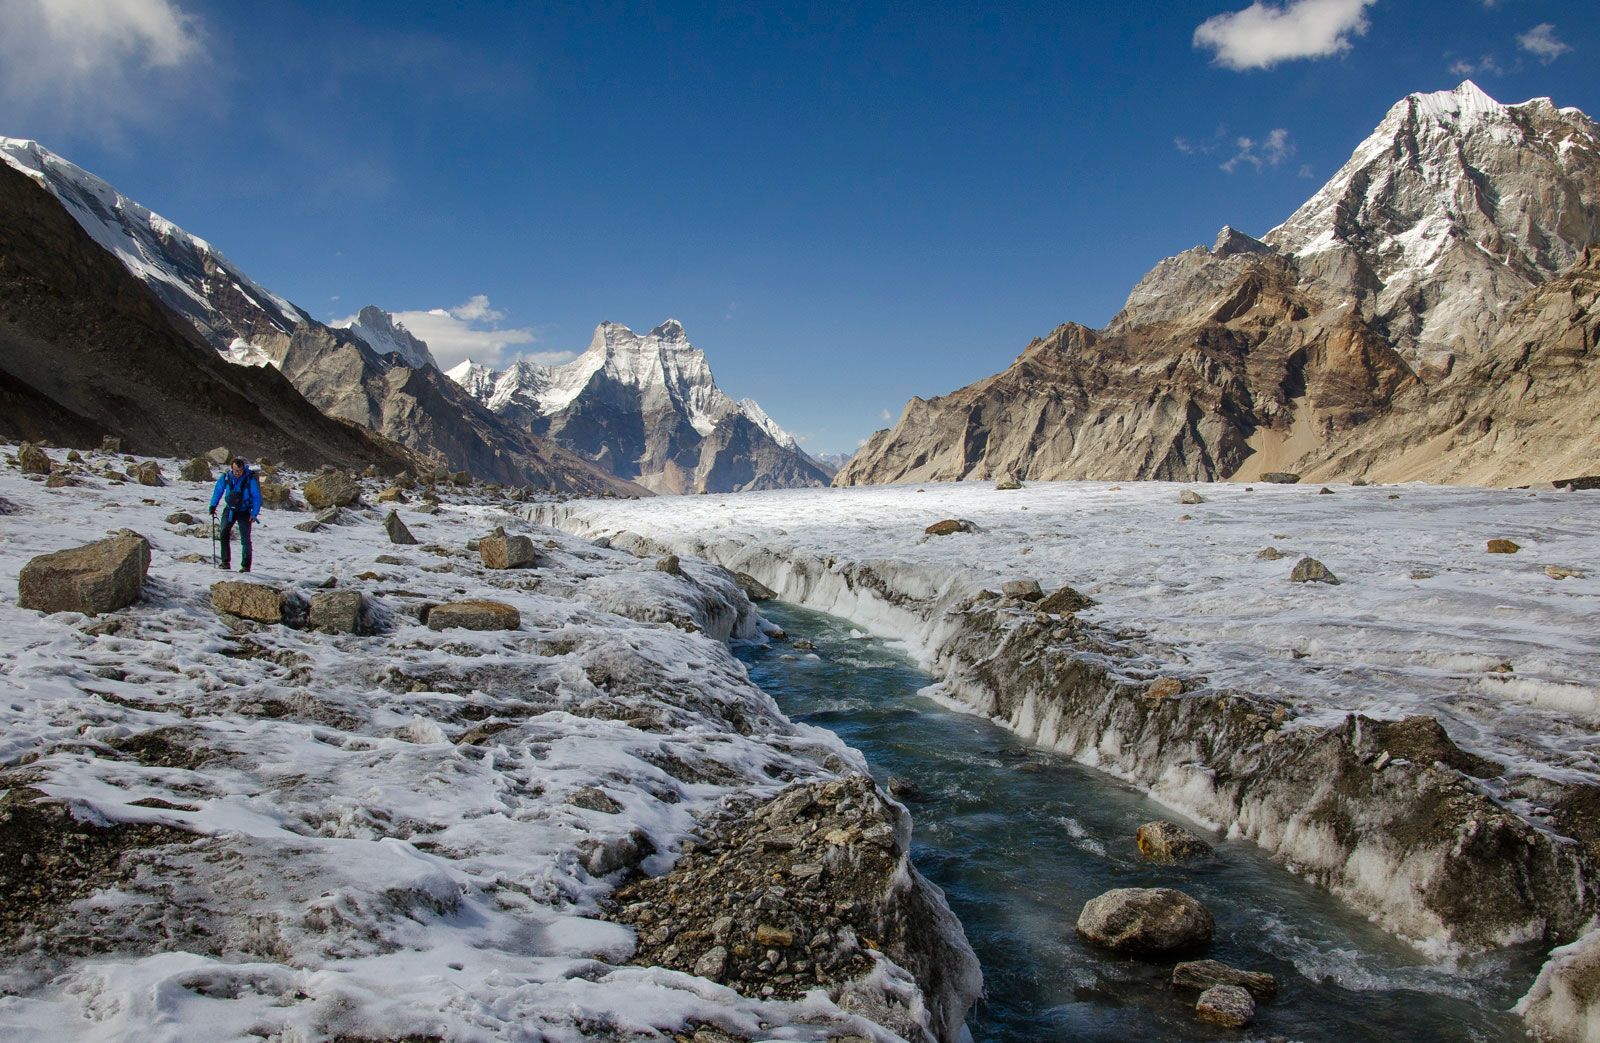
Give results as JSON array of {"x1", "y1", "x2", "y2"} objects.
[
  {"x1": 309, "y1": 589, "x2": 366, "y2": 634},
  {"x1": 1172, "y1": 959, "x2": 1278, "y2": 1000},
  {"x1": 1261, "y1": 472, "x2": 1301, "y2": 484},
  {"x1": 735, "y1": 571, "x2": 777, "y2": 601},
  {"x1": 18, "y1": 443, "x2": 52, "y2": 475},
  {"x1": 179, "y1": 457, "x2": 211, "y2": 483},
  {"x1": 426, "y1": 600, "x2": 520, "y2": 631},
  {"x1": 925, "y1": 518, "x2": 976, "y2": 536},
  {"x1": 210, "y1": 581, "x2": 282, "y2": 623},
  {"x1": 656, "y1": 554, "x2": 684, "y2": 576},
  {"x1": 1179, "y1": 489, "x2": 1206, "y2": 504},
  {"x1": 1075, "y1": 887, "x2": 1214, "y2": 955},
  {"x1": 1002, "y1": 578, "x2": 1043, "y2": 601},
  {"x1": 128, "y1": 460, "x2": 163, "y2": 486},
  {"x1": 1136, "y1": 821, "x2": 1214, "y2": 864},
  {"x1": 100, "y1": 436, "x2": 121, "y2": 453},
  {"x1": 303, "y1": 470, "x2": 361, "y2": 509},
  {"x1": 1290, "y1": 557, "x2": 1340, "y2": 584},
  {"x1": 1036, "y1": 584, "x2": 1094, "y2": 615},
  {"x1": 1195, "y1": 984, "x2": 1255, "y2": 1028},
  {"x1": 206, "y1": 446, "x2": 231, "y2": 465},
  {"x1": 18, "y1": 530, "x2": 151, "y2": 615},
  {"x1": 384, "y1": 511, "x2": 419, "y2": 546},
  {"x1": 480, "y1": 528, "x2": 536, "y2": 569}
]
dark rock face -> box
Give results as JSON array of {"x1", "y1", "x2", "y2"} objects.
[
  {"x1": 18, "y1": 530, "x2": 151, "y2": 615},
  {"x1": 0, "y1": 160, "x2": 414, "y2": 472},
  {"x1": 1075, "y1": 887, "x2": 1215, "y2": 955},
  {"x1": 604, "y1": 776, "x2": 981, "y2": 1043}
]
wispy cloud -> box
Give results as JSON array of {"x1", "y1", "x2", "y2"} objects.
[
  {"x1": 1449, "y1": 54, "x2": 1505, "y2": 77},
  {"x1": 337, "y1": 297, "x2": 572, "y2": 373},
  {"x1": 0, "y1": 0, "x2": 210, "y2": 133},
  {"x1": 1195, "y1": 0, "x2": 1377, "y2": 71},
  {"x1": 1216, "y1": 129, "x2": 1295, "y2": 172},
  {"x1": 1517, "y1": 24, "x2": 1571, "y2": 64}
]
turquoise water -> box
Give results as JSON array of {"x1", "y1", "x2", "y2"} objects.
[{"x1": 736, "y1": 601, "x2": 1538, "y2": 1042}]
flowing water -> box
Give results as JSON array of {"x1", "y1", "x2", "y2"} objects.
[{"x1": 736, "y1": 601, "x2": 1540, "y2": 1043}]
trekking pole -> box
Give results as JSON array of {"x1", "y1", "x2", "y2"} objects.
[{"x1": 211, "y1": 512, "x2": 219, "y2": 568}]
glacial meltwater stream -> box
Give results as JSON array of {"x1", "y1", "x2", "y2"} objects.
[{"x1": 737, "y1": 601, "x2": 1540, "y2": 1042}]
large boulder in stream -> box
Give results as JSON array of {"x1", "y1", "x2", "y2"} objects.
[
  {"x1": 1075, "y1": 887, "x2": 1214, "y2": 955},
  {"x1": 1136, "y1": 821, "x2": 1213, "y2": 864}
]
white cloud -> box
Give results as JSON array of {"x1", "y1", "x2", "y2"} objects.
[
  {"x1": 1194, "y1": 0, "x2": 1376, "y2": 71},
  {"x1": 0, "y1": 0, "x2": 206, "y2": 129},
  {"x1": 1518, "y1": 24, "x2": 1571, "y2": 64},
  {"x1": 337, "y1": 296, "x2": 574, "y2": 373},
  {"x1": 879, "y1": 408, "x2": 893, "y2": 422},
  {"x1": 1449, "y1": 54, "x2": 1504, "y2": 77},
  {"x1": 1221, "y1": 128, "x2": 1295, "y2": 172}
]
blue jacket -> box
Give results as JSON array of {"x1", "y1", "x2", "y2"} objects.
[{"x1": 210, "y1": 468, "x2": 262, "y2": 520}]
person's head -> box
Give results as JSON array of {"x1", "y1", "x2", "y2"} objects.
[{"x1": 231, "y1": 457, "x2": 247, "y2": 476}]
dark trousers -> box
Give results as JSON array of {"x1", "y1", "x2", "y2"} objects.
[{"x1": 221, "y1": 510, "x2": 253, "y2": 570}]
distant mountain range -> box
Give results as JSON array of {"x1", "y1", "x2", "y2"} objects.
[
  {"x1": 0, "y1": 138, "x2": 824, "y2": 495},
  {"x1": 839, "y1": 82, "x2": 1600, "y2": 488},
  {"x1": 447, "y1": 320, "x2": 831, "y2": 494}
]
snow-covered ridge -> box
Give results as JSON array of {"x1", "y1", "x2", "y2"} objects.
[
  {"x1": 0, "y1": 138, "x2": 307, "y2": 352},
  {"x1": 0, "y1": 444, "x2": 973, "y2": 1041}
]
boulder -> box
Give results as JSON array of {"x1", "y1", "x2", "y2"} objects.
[
  {"x1": 480, "y1": 528, "x2": 536, "y2": 569},
  {"x1": 1036, "y1": 584, "x2": 1094, "y2": 615},
  {"x1": 100, "y1": 436, "x2": 121, "y2": 453},
  {"x1": 995, "y1": 474, "x2": 1024, "y2": 490},
  {"x1": 925, "y1": 519, "x2": 976, "y2": 536},
  {"x1": 293, "y1": 518, "x2": 324, "y2": 533},
  {"x1": 165, "y1": 511, "x2": 195, "y2": 526},
  {"x1": 210, "y1": 581, "x2": 282, "y2": 623},
  {"x1": 206, "y1": 446, "x2": 231, "y2": 465},
  {"x1": 65, "y1": 450, "x2": 82, "y2": 462},
  {"x1": 1545, "y1": 565, "x2": 1585, "y2": 580},
  {"x1": 260, "y1": 481, "x2": 293, "y2": 509},
  {"x1": 426, "y1": 599, "x2": 520, "y2": 632},
  {"x1": 1075, "y1": 887, "x2": 1214, "y2": 955},
  {"x1": 1172, "y1": 959, "x2": 1278, "y2": 1000},
  {"x1": 450, "y1": 470, "x2": 473, "y2": 486},
  {"x1": 18, "y1": 443, "x2": 52, "y2": 475},
  {"x1": 1136, "y1": 821, "x2": 1213, "y2": 864},
  {"x1": 656, "y1": 554, "x2": 685, "y2": 576},
  {"x1": 1318, "y1": 486, "x2": 1335, "y2": 495},
  {"x1": 18, "y1": 531, "x2": 151, "y2": 615},
  {"x1": 179, "y1": 457, "x2": 211, "y2": 482},
  {"x1": 384, "y1": 511, "x2": 419, "y2": 546},
  {"x1": 1487, "y1": 538, "x2": 1521, "y2": 554},
  {"x1": 1195, "y1": 984, "x2": 1255, "y2": 1028},
  {"x1": 1261, "y1": 472, "x2": 1301, "y2": 484},
  {"x1": 1002, "y1": 578, "x2": 1043, "y2": 601},
  {"x1": 1257, "y1": 546, "x2": 1286, "y2": 560},
  {"x1": 1179, "y1": 489, "x2": 1205, "y2": 505},
  {"x1": 1144, "y1": 677, "x2": 1183, "y2": 700},
  {"x1": 309, "y1": 590, "x2": 366, "y2": 634},
  {"x1": 735, "y1": 572, "x2": 777, "y2": 601},
  {"x1": 303, "y1": 470, "x2": 361, "y2": 510},
  {"x1": 45, "y1": 473, "x2": 79, "y2": 489},
  {"x1": 1289, "y1": 557, "x2": 1339, "y2": 584},
  {"x1": 128, "y1": 461, "x2": 163, "y2": 486},
  {"x1": 376, "y1": 486, "x2": 407, "y2": 503}
]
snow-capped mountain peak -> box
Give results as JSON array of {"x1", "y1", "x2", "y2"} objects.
[
  {"x1": 737, "y1": 397, "x2": 800, "y2": 451},
  {"x1": 1264, "y1": 80, "x2": 1600, "y2": 368},
  {"x1": 336, "y1": 305, "x2": 437, "y2": 370}
]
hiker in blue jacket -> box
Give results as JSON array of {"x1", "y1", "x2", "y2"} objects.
[{"x1": 209, "y1": 457, "x2": 263, "y2": 572}]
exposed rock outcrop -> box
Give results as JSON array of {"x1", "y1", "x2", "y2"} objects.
[{"x1": 604, "y1": 776, "x2": 981, "y2": 1043}]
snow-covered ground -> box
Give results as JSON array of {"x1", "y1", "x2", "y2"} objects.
[
  {"x1": 534, "y1": 479, "x2": 1600, "y2": 790},
  {"x1": 0, "y1": 446, "x2": 955, "y2": 1042}
]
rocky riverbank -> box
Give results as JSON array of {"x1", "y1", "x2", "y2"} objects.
[{"x1": 529, "y1": 486, "x2": 1600, "y2": 1038}]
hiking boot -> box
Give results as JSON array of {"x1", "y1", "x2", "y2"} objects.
[{"x1": 240, "y1": 565, "x2": 252, "y2": 573}]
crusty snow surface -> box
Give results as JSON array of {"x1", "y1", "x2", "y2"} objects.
[
  {"x1": 0, "y1": 446, "x2": 921, "y2": 1042},
  {"x1": 537, "y1": 480, "x2": 1600, "y2": 789}
]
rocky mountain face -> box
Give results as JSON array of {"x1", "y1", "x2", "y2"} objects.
[
  {"x1": 0, "y1": 158, "x2": 413, "y2": 471},
  {"x1": 838, "y1": 82, "x2": 1600, "y2": 488},
  {"x1": 449, "y1": 320, "x2": 832, "y2": 494},
  {"x1": 0, "y1": 138, "x2": 639, "y2": 496}
]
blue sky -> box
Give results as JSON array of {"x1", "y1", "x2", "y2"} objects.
[{"x1": 2, "y1": 1, "x2": 1592, "y2": 455}]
